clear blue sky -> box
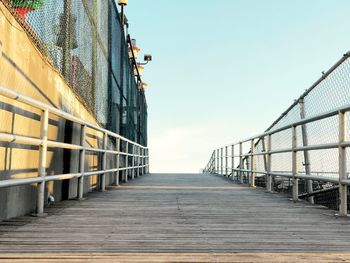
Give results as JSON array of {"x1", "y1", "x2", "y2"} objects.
[{"x1": 125, "y1": 0, "x2": 350, "y2": 172}]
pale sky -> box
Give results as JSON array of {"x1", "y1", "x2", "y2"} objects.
[{"x1": 125, "y1": 0, "x2": 350, "y2": 173}]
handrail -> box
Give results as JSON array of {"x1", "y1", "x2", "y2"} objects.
[
  {"x1": 0, "y1": 85, "x2": 150, "y2": 216},
  {"x1": 203, "y1": 70, "x2": 350, "y2": 216}
]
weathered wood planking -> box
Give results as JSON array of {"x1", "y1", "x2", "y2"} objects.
[{"x1": 0, "y1": 173, "x2": 350, "y2": 261}]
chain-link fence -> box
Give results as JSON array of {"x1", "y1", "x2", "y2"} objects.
[
  {"x1": 204, "y1": 52, "x2": 350, "y2": 214},
  {"x1": 1, "y1": 0, "x2": 147, "y2": 146}
]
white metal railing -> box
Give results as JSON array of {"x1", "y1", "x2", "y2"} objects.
[
  {"x1": 204, "y1": 101, "x2": 350, "y2": 216},
  {"x1": 0, "y1": 85, "x2": 149, "y2": 216}
]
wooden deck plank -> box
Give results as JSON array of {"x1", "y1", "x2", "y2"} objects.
[{"x1": 0, "y1": 173, "x2": 350, "y2": 261}]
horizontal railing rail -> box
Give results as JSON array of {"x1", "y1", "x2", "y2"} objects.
[
  {"x1": 204, "y1": 101, "x2": 350, "y2": 216},
  {"x1": 0, "y1": 85, "x2": 149, "y2": 216}
]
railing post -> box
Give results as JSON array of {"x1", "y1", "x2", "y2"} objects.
[
  {"x1": 125, "y1": 142, "x2": 129, "y2": 182},
  {"x1": 78, "y1": 124, "x2": 86, "y2": 199},
  {"x1": 266, "y1": 135, "x2": 272, "y2": 192},
  {"x1": 137, "y1": 146, "x2": 140, "y2": 177},
  {"x1": 100, "y1": 132, "x2": 107, "y2": 191},
  {"x1": 216, "y1": 149, "x2": 219, "y2": 174},
  {"x1": 299, "y1": 98, "x2": 314, "y2": 204},
  {"x1": 250, "y1": 139, "x2": 255, "y2": 187},
  {"x1": 338, "y1": 111, "x2": 348, "y2": 216},
  {"x1": 225, "y1": 146, "x2": 228, "y2": 176},
  {"x1": 231, "y1": 145, "x2": 234, "y2": 180},
  {"x1": 292, "y1": 126, "x2": 299, "y2": 202},
  {"x1": 115, "y1": 137, "x2": 120, "y2": 186},
  {"x1": 147, "y1": 148, "x2": 150, "y2": 174},
  {"x1": 131, "y1": 145, "x2": 135, "y2": 180},
  {"x1": 239, "y1": 142, "x2": 244, "y2": 184},
  {"x1": 36, "y1": 109, "x2": 49, "y2": 216},
  {"x1": 219, "y1": 148, "x2": 223, "y2": 175}
]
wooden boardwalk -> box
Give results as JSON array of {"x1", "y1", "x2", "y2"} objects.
[{"x1": 1, "y1": 173, "x2": 350, "y2": 262}]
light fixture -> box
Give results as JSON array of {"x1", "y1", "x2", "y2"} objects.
[
  {"x1": 129, "y1": 39, "x2": 141, "y2": 59},
  {"x1": 118, "y1": 0, "x2": 128, "y2": 25},
  {"x1": 118, "y1": 0, "x2": 128, "y2": 5},
  {"x1": 134, "y1": 63, "x2": 144, "y2": 77},
  {"x1": 141, "y1": 82, "x2": 148, "y2": 89},
  {"x1": 138, "y1": 54, "x2": 153, "y2": 65}
]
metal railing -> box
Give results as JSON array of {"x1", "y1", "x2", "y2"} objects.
[
  {"x1": 204, "y1": 101, "x2": 350, "y2": 216},
  {"x1": 0, "y1": 85, "x2": 149, "y2": 216}
]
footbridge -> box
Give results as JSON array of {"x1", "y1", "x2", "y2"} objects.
[{"x1": 1, "y1": 0, "x2": 350, "y2": 262}]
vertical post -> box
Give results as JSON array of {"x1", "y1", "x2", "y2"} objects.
[
  {"x1": 250, "y1": 139, "x2": 255, "y2": 187},
  {"x1": 239, "y1": 142, "x2": 244, "y2": 184},
  {"x1": 299, "y1": 99, "x2": 314, "y2": 204},
  {"x1": 292, "y1": 126, "x2": 298, "y2": 202},
  {"x1": 216, "y1": 149, "x2": 220, "y2": 174},
  {"x1": 266, "y1": 135, "x2": 272, "y2": 192},
  {"x1": 100, "y1": 132, "x2": 107, "y2": 191},
  {"x1": 36, "y1": 109, "x2": 49, "y2": 216},
  {"x1": 131, "y1": 145, "x2": 135, "y2": 180},
  {"x1": 78, "y1": 124, "x2": 86, "y2": 199},
  {"x1": 339, "y1": 111, "x2": 348, "y2": 216},
  {"x1": 137, "y1": 146, "x2": 140, "y2": 177},
  {"x1": 231, "y1": 145, "x2": 234, "y2": 180},
  {"x1": 213, "y1": 151, "x2": 216, "y2": 173},
  {"x1": 115, "y1": 138, "x2": 120, "y2": 186},
  {"x1": 225, "y1": 146, "x2": 228, "y2": 176},
  {"x1": 125, "y1": 142, "x2": 129, "y2": 182},
  {"x1": 220, "y1": 147, "x2": 223, "y2": 175}
]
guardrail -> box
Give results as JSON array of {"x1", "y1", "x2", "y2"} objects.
[
  {"x1": 0, "y1": 85, "x2": 149, "y2": 216},
  {"x1": 204, "y1": 101, "x2": 350, "y2": 216}
]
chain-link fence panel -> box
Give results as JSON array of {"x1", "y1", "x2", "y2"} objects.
[{"x1": 1, "y1": 0, "x2": 147, "y2": 146}]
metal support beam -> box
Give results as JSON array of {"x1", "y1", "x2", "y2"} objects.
[
  {"x1": 216, "y1": 149, "x2": 219, "y2": 174},
  {"x1": 220, "y1": 148, "x2": 223, "y2": 175},
  {"x1": 36, "y1": 109, "x2": 49, "y2": 216},
  {"x1": 125, "y1": 142, "x2": 129, "y2": 182},
  {"x1": 78, "y1": 124, "x2": 86, "y2": 199},
  {"x1": 225, "y1": 146, "x2": 228, "y2": 176},
  {"x1": 231, "y1": 145, "x2": 234, "y2": 180},
  {"x1": 338, "y1": 111, "x2": 348, "y2": 216},
  {"x1": 266, "y1": 135, "x2": 272, "y2": 192},
  {"x1": 249, "y1": 139, "x2": 255, "y2": 187},
  {"x1": 292, "y1": 126, "x2": 299, "y2": 202},
  {"x1": 115, "y1": 137, "x2": 120, "y2": 185},
  {"x1": 299, "y1": 99, "x2": 314, "y2": 204},
  {"x1": 239, "y1": 142, "x2": 244, "y2": 184},
  {"x1": 100, "y1": 132, "x2": 107, "y2": 191}
]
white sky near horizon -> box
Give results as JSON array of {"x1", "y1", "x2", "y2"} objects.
[{"x1": 125, "y1": 0, "x2": 350, "y2": 173}]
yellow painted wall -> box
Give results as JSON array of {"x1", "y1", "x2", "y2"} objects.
[{"x1": 0, "y1": 2, "x2": 105, "y2": 219}]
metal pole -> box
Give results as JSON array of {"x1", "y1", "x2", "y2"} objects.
[
  {"x1": 225, "y1": 146, "x2": 228, "y2": 176},
  {"x1": 299, "y1": 99, "x2": 314, "y2": 204},
  {"x1": 36, "y1": 109, "x2": 49, "y2": 216},
  {"x1": 132, "y1": 145, "x2": 135, "y2": 180},
  {"x1": 115, "y1": 137, "x2": 120, "y2": 186},
  {"x1": 220, "y1": 147, "x2": 223, "y2": 175},
  {"x1": 250, "y1": 139, "x2": 255, "y2": 187},
  {"x1": 292, "y1": 126, "x2": 299, "y2": 202},
  {"x1": 78, "y1": 124, "x2": 86, "y2": 199},
  {"x1": 231, "y1": 145, "x2": 234, "y2": 180},
  {"x1": 239, "y1": 142, "x2": 243, "y2": 184},
  {"x1": 266, "y1": 135, "x2": 272, "y2": 192},
  {"x1": 339, "y1": 111, "x2": 348, "y2": 216},
  {"x1": 100, "y1": 132, "x2": 107, "y2": 191},
  {"x1": 125, "y1": 142, "x2": 129, "y2": 182},
  {"x1": 216, "y1": 149, "x2": 219, "y2": 174},
  {"x1": 137, "y1": 146, "x2": 140, "y2": 177}
]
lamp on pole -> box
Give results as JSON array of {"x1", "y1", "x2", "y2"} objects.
[{"x1": 118, "y1": 0, "x2": 128, "y2": 25}]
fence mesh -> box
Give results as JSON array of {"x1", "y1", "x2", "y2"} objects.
[
  {"x1": 1, "y1": 0, "x2": 147, "y2": 146},
  {"x1": 206, "y1": 53, "x2": 350, "y2": 213}
]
